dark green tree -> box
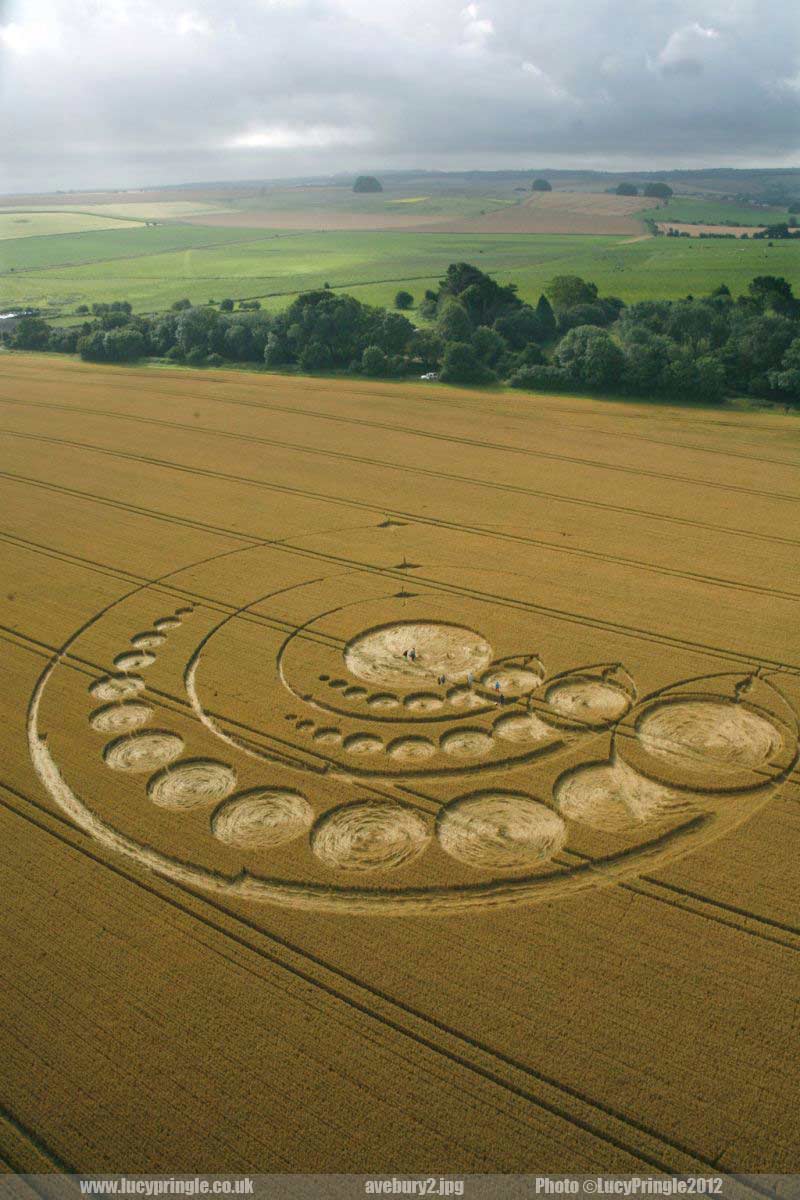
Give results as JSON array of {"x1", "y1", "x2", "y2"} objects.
[
  {"x1": 493, "y1": 304, "x2": 542, "y2": 348},
  {"x1": 407, "y1": 328, "x2": 443, "y2": 372},
  {"x1": 439, "y1": 342, "x2": 494, "y2": 384},
  {"x1": 531, "y1": 178, "x2": 552, "y2": 191},
  {"x1": 436, "y1": 300, "x2": 473, "y2": 343},
  {"x1": 11, "y1": 316, "x2": 50, "y2": 350},
  {"x1": 361, "y1": 345, "x2": 389, "y2": 376},
  {"x1": 471, "y1": 326, "x2": 507, "y2": 365},
  {"x1": 555, "y1": 325, "x2": 625, "y2": 389},
  {"x1": 353, "y1": 176, "x2": 382, "y2": 193},
  {"x1": 616, "y1": 183, "x2": 638, "y2": 196},
  {"x1": 545, "y1": 275, "x2": 598, "y2": 310},
  {"x1": 644, "y1": 182, "x2": 673, "y2": 199},
  {"x1": 394, "y1": 290, "x2": 413, "y2": 310},
  {"x1": 535, "y1": 294, "x2": 557, "y2": 339}
]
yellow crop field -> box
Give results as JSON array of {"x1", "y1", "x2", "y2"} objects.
[
  {"x1": 1, "y1": 354, "x2": 798, "y2": 1174},
  {"x1": 0, "y1": 210, "x2": 145, "y2": 240}
]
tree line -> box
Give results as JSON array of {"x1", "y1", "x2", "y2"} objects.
[{"x1": 4, "y1": 263, "x2": 800, "y2": 407}]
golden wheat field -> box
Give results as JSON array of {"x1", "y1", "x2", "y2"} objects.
[{"x1": 1, "y1": 353, "x2": 799, "y2": 1175}]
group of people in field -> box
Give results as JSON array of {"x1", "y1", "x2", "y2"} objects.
[{"x1": 400, "y1": 649, "x2": 506, "y2": 704}]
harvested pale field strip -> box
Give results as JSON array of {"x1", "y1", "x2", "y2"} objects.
[
  {"x1": 0, "y1": 210, "x2": 145, "y2": 240},
  {"x1": 656, "y1": 222, "x2": 767, "y2": 237}
]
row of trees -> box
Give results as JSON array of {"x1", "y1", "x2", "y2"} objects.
[
  {"x1": 614, "y1": 182, "x2": 674, "y2": 199},
  {"x1": 5, "y1": 265, "x2": 799, "y2": 406}
]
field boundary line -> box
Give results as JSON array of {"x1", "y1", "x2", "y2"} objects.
[
  {"x1": 0, "y1": 1102, "x2": 73, "y2": 1175},
  {"x1": 557, "y1": 850, "x2": 799, "y2": 950}
]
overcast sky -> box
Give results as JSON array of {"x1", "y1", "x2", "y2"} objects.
[{"x1": 1, "y1": 0, "x2": 799, "y2": 193}]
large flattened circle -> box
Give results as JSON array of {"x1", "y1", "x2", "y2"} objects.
[
  {"x1": 437, "y1": 792, "x2": 566, "y2": 870},
  {"x1": 344, "y1": 621, "x2": 492, "y2": 688},
  {"x1": 310, "y1": 801, "x2": 430, "y2": 873}
]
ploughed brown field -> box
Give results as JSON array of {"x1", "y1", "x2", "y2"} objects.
[
  {"x1": 181, "y1": 191, "x2": 649, "y2": 235},
  {"x1": 1, "y1": 354, "x2": 799, "y2": 1174}
]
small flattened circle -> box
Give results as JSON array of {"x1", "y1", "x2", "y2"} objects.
[
  {"x1": 343, "y1": 733, "x2": 384, "y2": 756},
  {"x1": 130, "y1": 631, "x2": 166, "y2": 650},
  {"x1": 481, "y1": 666, "x2": 542, "y2": 695},
  {"x1": 404, "y1": 692, "x2": 443, "y2": 713},
  {"x1": 493, "y1": 712, "x2": 554, "y2": 743},
  {"x1": 367, "y1": 693, "x2": 399, "y2": 710},
  {"x1": 440, "y1": 728, "x2": 493, "y2": 758},
  {"x1": 546, "y1": 678, "x2": 630, "y2": 725},
  {"x1": 148, "y1": 759, "x2": 237, "y2": 810},
  {"x1": 313, "y1": 727, "x2": 343, "y2": 746},
  {"x1": 90, "y1": 674, "x2": 145, "y2": 702},
  {"x1": 153, "y1": 617, "x2": 181, "y2": 632},
  {"x1": 437, "y1": 792, "x2": 566, "y2": 870},
  {"x1": 211, "y1": 789, "x2": 313, "y2": 849},
  {"x1": 446, "y1": 685, "x2": 484, "y2": 711},
  {"x1": 114, "y1": 651, "x2": 156, "y2": 673},
  {"x1": 387, "y1": 736, "x2": 436, "y2": 762},
  {"x1": 343, "y1": 686, "x2": 368, "y2": 699},
  {"x1": 311, "y1": 801, "x2": 430, "y2": 872},
  {"x1": 89, "y1": 701, "x2": 153, "y2": 734},
  {"x1": 103, "y1": 731, "x2": 184, "y2": 773}
]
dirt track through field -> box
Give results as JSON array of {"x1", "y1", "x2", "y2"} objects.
[{"x1": 1, "y1": 355, "x2": 798, "y2": 1174}]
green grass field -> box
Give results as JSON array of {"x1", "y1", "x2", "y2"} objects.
[
  {"x1": 0, "y1": 224, "x2": 283, "y2": 275},
  {"x1": 640, "y1": 197, "x2": 791, "y2": 226},
  {"x1": 0, "y1": 210, "x2": 145, "y2": 241},
  {"x1": 3, "y1": 223, "x2": 799, "y2": 318}
]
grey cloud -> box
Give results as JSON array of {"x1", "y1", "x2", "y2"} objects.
[{"x1": 0, "y1": 0, "x2": 798, "y2": 191}]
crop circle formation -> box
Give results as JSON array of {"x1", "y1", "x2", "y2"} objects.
[{"x1": 29, "y1": 561, "x2": 798, "y2": 915}]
